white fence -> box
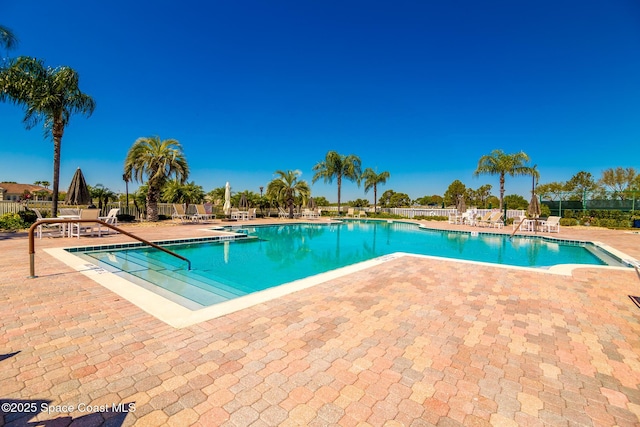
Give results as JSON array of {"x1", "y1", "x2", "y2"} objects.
[{"x1": 320, "y1": 206, "x2": 525, "y2": 219}]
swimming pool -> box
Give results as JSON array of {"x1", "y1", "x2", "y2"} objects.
[{"x1": 68, "y1": 220, "x2": 631, "y2": 314}]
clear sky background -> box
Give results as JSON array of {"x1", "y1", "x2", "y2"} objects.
[{"x1": 2, "y1": 1, "x2": 640, "y2": 203}]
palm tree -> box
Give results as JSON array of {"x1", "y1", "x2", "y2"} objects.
[
  {"x1": 0, "y1": 57, "x2": 95, "y2": 216},
  {"x1": 0, "y1": 25, "x2": 18, "y2": 51},
  {"x1": 90, "y1": 184, "x2": 117, "y2": 211},
  {"x1": 474, "y1": 149, "x2": 533, "y2": 210},
  {"x1": 124, "y1": 136, "x2": 189, "y2": 221},
  {"x1": 266, "y1": 170, "x2": 310, "y2": 218},
  {"x1": 312, "y1": 151, "x2": 362, "y2": 215},
  {"x1": 362, "y1": 168, "x2": 390, "y2": 214},
  {"x1": 162, "y1": 180, "x2": 205, "y2": 211}
]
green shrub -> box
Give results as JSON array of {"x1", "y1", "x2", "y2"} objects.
[
  {"x1": 19, "y1": 209, "x2": 38, "y2": 225},
  {"x1": 116, "y1": 214, "x2": 136, "y2": 222},
  {"x1": 0, "y1": 213, "x2": 26, "y2": 231},
  {"x1": 559, "y1": 218, "x2": 578, "y2": 226},
  {"x1": 414, "y1": 215, "x2": 448, "y2": 221},
  {"x1": 540, "y1": 204, "x2": 551, "y2": 217}
]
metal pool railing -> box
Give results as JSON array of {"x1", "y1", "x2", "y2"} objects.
[{"x1": 27, "y1": 219, "x2": 191, "y2": 278}]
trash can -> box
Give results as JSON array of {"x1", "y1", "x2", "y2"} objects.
[{"x1": 633, "y1": 219, "x2": 640, "y2": 228}]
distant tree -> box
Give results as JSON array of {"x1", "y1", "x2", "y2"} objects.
[
  {"x1": 443, "y1": 180, "x2": 467, "y2": 206},
  {"x1": 536, "y1": 182, "x2": 566, "y2": 201},
  {"x1": 311, "y1": 196, "x2": 331, "y2": 206},
  {"x1": 90, "y1": 184, "x2": 116, "y2": 210},
  {"x1": 162, "y1": 180, "x2": 205, "y2": 210},
  {"x1": 361, "y1": 168, "x2": 390, "y2": 213},
  {"x1": 503, "y1": 194, "x2": 528, "y2": 209},
  {"x1": 486, "y1": 195, "x2": 500, "y2": 208},
  {"x1": 565, "y1": 171, "x2": 599, "y2": 203},
  {"x1": 207, "y1": 186, "x2": 226, "y2": 206},
  {"x1": 0, "y1": 57, "x2": 95, "y2": 216},
  {"x1": 124, "y1": 136, "x2": 189, "y2": 222},
  {"x1": 267, "y1": 170, "x2": 310, "y2": 218},
  {"x1": 415, "y1": 195, "x2": 443, "y2": 206},
  {"x1": 599, "y1": 167, "x2": 637, "y2": 200},
  {"x1": 312, "y1": 151, "x2": 362, "y2": 216},
  {"x1": 389, "y1": 192, "x2": 411, "y2": 208},
  {"x1": 348, "y1": 198, "x2": 370, "y2": 207},
  {"x1": 378, "y1": 189, "x2": 395, "y2": 208},
  {"x1": 231, "y1": 190, "x2": 260, "y2": 208},
  {"x1": 474, "y1": 149, "x2": 534, "y2": 210},
  {"x1": 41, "y1": 180, "x2": 50, "y2": 189},
  {"x1": 467, "y1": 184, "x2": 492, "y2": 208},
  {"x1": 33, "y1": 180, "x2": 43, "y2": 186}
]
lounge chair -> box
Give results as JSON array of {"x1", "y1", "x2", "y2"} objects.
[
  {"x1": 99, "y1": 208, "x2": 120, "y2": 234},
  {"x1": 278, "y1": 207, "x2": 289, "y2": 219},
  {"x1": 172, "y1": 204, "x2": 190, "y2": 223},
  {"x1": 70, "y1": 209, "x2": 101, "y2": 238},
  {"x1": 488, "y1": 212, "x2": 504, "y2": 228},
  {"x1": 359, "y1": 210, "x2": 367, "y2": 218},
  {"x1": 346, "y1": 208, "x2": 355, "y2": 218},
  {"x1": 247, "y1": 208, "x2": 256, "y2": 220},
  {"x1": 542, "y1": 216, "x2": 561, "y2": 233},
  {"x1": 475, "y1": 212, "x2": 492, "y2": 227},
  {"x1": 478, "y1": 211, "x2": 501, "y2": 228},
  {"x1": 193, "y1": 204, "x2": 215, "y2": 222},
  {"x1": 32, "y1": 208, "x2": 63, "y2": 239}
]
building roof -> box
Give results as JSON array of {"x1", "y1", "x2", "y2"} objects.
[{"x1": 0, "y1": 183, "x2": 53, "y2": 194}]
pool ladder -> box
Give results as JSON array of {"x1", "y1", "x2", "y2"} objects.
[{"x1": 28, "y1": 219, "x2": 191, "y2": 278}]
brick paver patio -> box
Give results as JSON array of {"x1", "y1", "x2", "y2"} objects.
[{"x1": 1, "y1": 219, "x2": 640, "y2": 426}]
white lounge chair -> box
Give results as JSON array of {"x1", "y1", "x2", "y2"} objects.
[
  {"x1": 278, "y1": 207, "x2": 289, "y2": 219},
  {"x1": 542, "y1": 216, "x2": 561, "y2": 233},
  {"x1": 70, "y1": 209, "x2": 101, "y2": 238},
  {"x1": 346, "y1": 208, "x2": 355, "y2": 218},
  {"x1": 32, "y1": 208, "x2": 63, "y2": 239},
  {"x1": 359, "y1": 210, "x2": 367, "y2": 218},
  {"x1": 172, "y1": 204, "x2": 190, "y2": 223},
  {"x1": 100, "y1": 208, "x2": 119, "y2": 233},
  {"x1": 247, "y1": 208, "x2": 256, "y2": 220},
  {"x1": 193, "y1": 204, "x2": 215, "y2": 222}
]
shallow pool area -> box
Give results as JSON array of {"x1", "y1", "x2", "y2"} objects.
[{"x1": 65, "y1": 221, "x2": 633, "y2": 315}]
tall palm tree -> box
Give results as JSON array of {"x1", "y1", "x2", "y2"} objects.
[
  {"x1": 474, "y1": 149, "x2": 533, "y2": 210},
  {"x1": 312, "y1": 151, "x2": 362, "y2": 215},
  {"x1": 0, "y1": 25, "x2": 18, "y2": 51},
  {"x1": 124, "y1": 136, "x2": 189, "y2": 221},
  {"x1": 267, "y1": 170, "x2": 310, "y2": 218},
  {"x1": 0, "y1": 57, "x2": 95, "y2": 216},
  {"x1": 362, "y1": 168, "x2": 390, "y2": 214}
]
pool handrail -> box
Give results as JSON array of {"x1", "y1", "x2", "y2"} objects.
[{"x1": 28, "y1": 219, "x2": 192, "y2": 278}]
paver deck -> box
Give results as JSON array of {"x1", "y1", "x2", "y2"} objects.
[{"x1": 1, "y1": 218, "x2": 640, "y2": 426}]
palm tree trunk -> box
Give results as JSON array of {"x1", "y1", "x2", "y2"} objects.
[
  {"x1": 51, "y1": 119, "x2": 64, "y2": 217},
  {"x1": 499, "y1": 173, "x2": 505, "y2": 210},
  {"x1": 147, "y1": 185, "x2": 160, "y2": 222},
  {"x1": 337, "y1": 175, "x2": 342, "y2": 215},
  {"x1": 373, "y1": 185, "x2": 378, "y2": 214}
]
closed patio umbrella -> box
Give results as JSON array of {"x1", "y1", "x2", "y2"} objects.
[
  {"x1": 223, "y1": 182, "x2": 231, "y2": 218},
  {"x1": 307, "y1": 197, "x2": 316, "y2": 209},
  {"x1": 65, "y1": 167, "x2": 91, "y2": 206}
]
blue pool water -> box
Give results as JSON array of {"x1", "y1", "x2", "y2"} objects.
[{"x1": 73, "y1": 221, "x2": 626, "y2": 308}]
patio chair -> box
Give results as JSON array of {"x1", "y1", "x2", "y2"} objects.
[
  {"x1": 488, "y1": 212, "x2": 504, "y2": 228},
  {"x1": 172, "y1": 204, "x2": 190, "y2": 223},
  {"x1": 346, "y1": 208, "x2": 355, "y2": 218},
  {"x1": 32, "y1": 208, "x2": 63, "y2": 239},
  {"x1": 478, "y1": 211, "x2": 500, "y2": 227},
  {"x1": 542, "y1": 216, "x2": 561, "y2": 233},
  {"x1": 99, "y1": 208, "x2": 120, "y2": 233},
  {"x1": 193, "y1": 204, "x2": 215, "y2": 222},
  {"x1": 70, "y1": 209, "x2": 101, "y2": 238},
  {"x1": 247, "y1": 208, "x2": 256, "y2": 220},
  {"x1": 359, "y1": 210, "x2": 367, "y2": 218},
  {"x1": 278, "y1": 207, "x2": 289, "y2": 219}
]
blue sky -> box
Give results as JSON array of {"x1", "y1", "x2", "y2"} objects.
[{"x1": 2, "y1": 0, "x2": 640, "y2": 203}]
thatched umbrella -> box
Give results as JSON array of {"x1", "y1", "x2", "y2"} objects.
[
  {"x1": 528, "y1": 193, "x2": 541, "y2": 232},
  {"x1": 65, "y1": 167, "x2": 91, "y2": 206},
  {"x1": 456, "y1": 194, "x2": 466, "y2": 215},
  {"x1": 307, "y1": 197, "x2": 316, "y2": 209},
  {"x1": 239, "y1": 193, "x2": 248, "y2": 210}
]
